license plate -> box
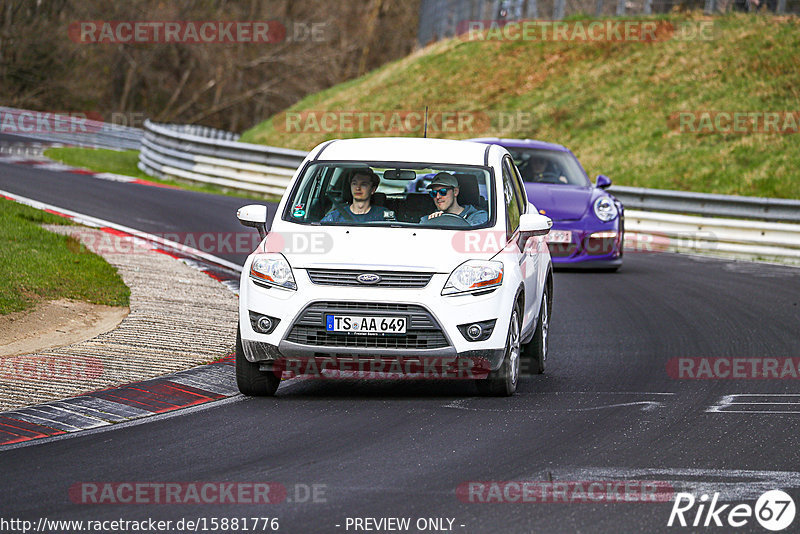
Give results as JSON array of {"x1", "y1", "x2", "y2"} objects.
[
  {"x1": 547, "y1": 230, "x2": 572, "y2": 244},
  {"x1": 326, "y1": 315, "x2": 407, "y2": 334}
]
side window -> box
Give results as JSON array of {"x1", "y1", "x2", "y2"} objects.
[
  {"x1": 508, "y1": 160, "x2": 527, "y2": 214},
  {"x1": 502, "y1": 159, "x2": 521, "y2": 238}
]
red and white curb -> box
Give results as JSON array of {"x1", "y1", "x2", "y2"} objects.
[
  {"x1": 0, "y1": 190, "x2": 248, "y2": 448},
  {"x1": 0, "y1": 355, "x2": 237, "y2": 447}
]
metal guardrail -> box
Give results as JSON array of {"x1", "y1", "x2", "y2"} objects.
[
  {"x1": 138, "y1": 120, "x2": 305, "y2": 196},
  {"x1": 0, "y1": 107, "x2": 142, "y2": 150},
  {"x1": 609, "y1": 186, "x2": 800, "y2": 224},
  {"x1": 624, "y1": 210, "x2": 800, "y2": 264},
  {"x1": 135, "y1": 120, "x2": 800, "y2": 263}
]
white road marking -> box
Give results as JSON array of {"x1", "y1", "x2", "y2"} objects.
[
  {"x1": 564, "y1": 401, "x2": 664, "y2": 412},
  {"x1": 442, "y1": 392, "x2": 673, "y2": 412},
  {"x1": 707, "y1": 394, "x2": 800, "y2": 414},
  {"x1": 551, "y1": 467, "x2": 800, "y2": 502}
]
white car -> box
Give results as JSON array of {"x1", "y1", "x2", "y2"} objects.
[{"x1": 235, "y1": 137, "x2": 554, "y2": 396}]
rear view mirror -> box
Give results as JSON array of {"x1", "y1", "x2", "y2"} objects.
[
  {"x1": 237, "y1": 204, "x2": 268, "y2": 240},
  {"x1": 383, "y1": 169, "x2": 417, "y2": 180},
  {"x1": 595, "y1": 175, "x2": 612, "y2": 189},
  {"x1": 519, "y1": 213, "x2": 552, "y2": 236}
]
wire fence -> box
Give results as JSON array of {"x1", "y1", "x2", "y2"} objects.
[{"x1": 418, "y1": 0, "x2": 798, "y2": 45}]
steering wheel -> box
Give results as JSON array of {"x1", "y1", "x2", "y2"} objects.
[
  {"x1": 420, "y1": 213, "x2": 471, "y2": 228},
  {"x1": 325, "y1": 191, "x2": 355, "y2": 221},
  {"x1": 531, "y1": 171, "x2": 562, "y2": 184}
]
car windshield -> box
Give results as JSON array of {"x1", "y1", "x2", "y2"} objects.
[
  {"x1": 505, "y1": 147, "x2": 590, "y2": 187},
  {"x1": 283, "y1": 162, "x2": 493, "y2": 228}
]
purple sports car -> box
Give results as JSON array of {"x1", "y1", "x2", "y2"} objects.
[{"x1": 471, "y1": 138, "x2": 624, "y2": 271}]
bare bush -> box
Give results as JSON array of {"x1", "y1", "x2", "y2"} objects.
[{"x1": 0, "y1": 0, "x2": 420, "y2": 131}]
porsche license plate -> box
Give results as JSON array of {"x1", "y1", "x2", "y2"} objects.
[{"x1": 547, "y1": 230, "x2": 572, "y2": 243}]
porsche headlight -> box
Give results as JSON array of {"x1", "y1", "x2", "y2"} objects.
[
  {"x1": 593, "y1": 197, "x2": 618, "y2": 222},
  {"x1": 249, "y1": 253, "x2": 296, "y2": 290},
  {"x1": 442, "y1": 260, "x2": 504, "y2": 296}
]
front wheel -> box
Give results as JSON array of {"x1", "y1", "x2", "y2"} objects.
[
  {"x1": 476, "y1": 305, "x2": 521, "y2": 396},
  {"x1": 522, "y1": 288, "x2": 550, "y2": 375},
  {"x1": 235, "y1": 326, "x2": 280, "y2": 396}
]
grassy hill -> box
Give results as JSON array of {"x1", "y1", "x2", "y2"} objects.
[{"x1": 241, "y1": 13, "x2": 800, "y2": 199}]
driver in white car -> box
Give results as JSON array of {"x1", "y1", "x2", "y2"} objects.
[
  {"x1": 420, "y1": 172, "x2": 488, "y2": 225},
  {"x1": 321, "y1": 168, "x2": 387, "y2": 223}
]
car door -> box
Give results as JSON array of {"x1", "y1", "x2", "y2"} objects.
[{"x1": 502, "y1": 156, "x2": 538, "y2": 331}]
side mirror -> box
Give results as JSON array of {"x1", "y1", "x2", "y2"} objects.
[
  {"x1": 595, "y1": 175, "x2": 612, "y2": 189},
  {"x1": 519, "y1": 213, "x2": 552, "y2": 236},
  {"x1": 237, "y1": 204, "x2": 268, "y2": 240}
]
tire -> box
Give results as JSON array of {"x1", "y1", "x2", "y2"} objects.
[
  {"x1": 522, "y1": 287, "x2": 549, "y2": 375},
  {"x1": 476, "y1": 305, "x2": 521, "y2": 397},
  {"x1": 235, "y1": 326, "x2": 280, "y2": 396}
]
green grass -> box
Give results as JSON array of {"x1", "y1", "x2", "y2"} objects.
[
  {"x1": 0, "y1": 198, "x2": 130, "y2": 314},
  {"x1": 43, "y1": 147, "x2": 278, "y2": 202},
  {"x1": 240, "y1": 13, "x2": 800, "y2": 199}
]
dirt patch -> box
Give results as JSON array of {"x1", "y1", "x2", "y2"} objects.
[{"x1": 0, "y1": 299, "x2": 128, "y2": 358}]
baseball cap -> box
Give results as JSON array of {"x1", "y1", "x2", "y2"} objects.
[{"x1": 427, "y1": 172, "x2": 458, "y2": 189}]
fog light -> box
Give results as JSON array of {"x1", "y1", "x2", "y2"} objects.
[
  {"x1": 466, "y1": 324, "x2": 483, "y2": 340},
  {"x1": 249, "y1": 311, "x2": 280, "y2": 334},
  {"x1": 590, "y1": 231, "x2": 617, "y2": 239},
  {"x1": 458, "y1": 319, "x2": 496, "y2": 342},
  {"x1": 257, "y1": 317, "x2": 273, "y2": 333}
]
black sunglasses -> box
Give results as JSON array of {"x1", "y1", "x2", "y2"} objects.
[{"x1": 428, "y1": 188, "x2": 453, "y2": 198}]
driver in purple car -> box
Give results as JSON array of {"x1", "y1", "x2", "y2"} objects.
[
  {"x1": 526, "y1": 157, "x2": 566, "y2": 184},
  {"x1": 419, "y1": 172, "x2": 488, "y2": 225}
]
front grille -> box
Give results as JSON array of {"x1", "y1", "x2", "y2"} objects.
[
  {"x1": 306, "y1": 269, "x2": 433, "y2": 288},
  {"x1": 286, "y1": 301, "x2": 449, "y2": 349},
  {"x1": 548, "y1": 242, "x2": 577, "y2": 258}
]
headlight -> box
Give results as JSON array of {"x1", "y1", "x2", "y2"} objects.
[
  {"x1": 249, "y1": 253, "x2": 296, "y2": 290},
  {"x1": 593, "y1": 197, "x2": 618, "y2": 222},
  {"x1": 442, "y1": 260, "x2": 503, "y2": 296}
]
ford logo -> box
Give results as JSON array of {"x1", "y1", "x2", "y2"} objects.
[{"x1": 357, "y1": 273, "x2": 381, "y2": 285}]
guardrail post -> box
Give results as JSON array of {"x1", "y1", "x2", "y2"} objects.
[
  {"x1": 616, "y1": 0, "x2": 626, "y2": 15},
  {"x1": 777, "y1": 0, "x2": 786, "y2": 13},
  {"x1": 595, "y1": 0, "x2": 604, "y2": 17},
  {"x1": 553, "y1": 0, "x2": 565, "y2": 19},
  {"x1": 703, "y1": 0, "x2": 717, "y2": 14},
  {"x1": 525, "y1": 0, "x2": 538, "y2": 18},
  {"x1": 643, "y1": 0, "x2": 653, "y2": 14}
]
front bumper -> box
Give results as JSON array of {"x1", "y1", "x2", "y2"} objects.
[
  {"x1": 239, "y1": 267, "x2": 518, "y2": 373},
  {"x1": 547, "y1": 217, "x2": 622, "y2": 266},
  {"x1": 242, "y1": 339, "x2": 505, "y2": 375}
]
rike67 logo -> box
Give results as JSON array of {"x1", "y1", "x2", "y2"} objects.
[{"x1": 668, "y1": 490, "x2": 796, "y2": 531}]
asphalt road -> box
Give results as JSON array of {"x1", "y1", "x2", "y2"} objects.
[{"x1": 1, "y1": 160, "x2": 799, "y2": 533}]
